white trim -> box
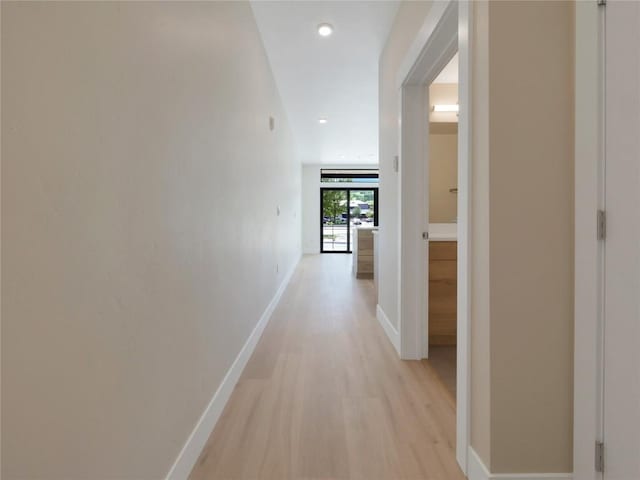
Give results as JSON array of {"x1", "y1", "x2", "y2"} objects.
[
  {"x1": 399, "y1": 83, "x2": 429, "y2": 361},
  {"x1": 468, "y1": 448, "x2": 491, "y2": 480},
  {"x1": 165, "y1": 257, "x2": 301, "y2": 480},
  {"x1": 456, "y1": 0, "x2": 473, "y2": 472},
  {"x1": 398, "y1": 0, "x2": 459, "y2": 362},
  {"x1": 396, "y1": 0, "x2": 455, "y2": 89},
  {"x1": 397, "y1": 0, "x2": 458, "y2": 357},
  {"x1": 468, "y1": 448, "x2": 573, "y2": 480},
  {"x1": 396, "y1": 0, "x2": 471, "y2": 475},
  {"x1": 376, "y1": 304, "x2": 400, "y2": 355},
  {"x1": 573, "y1": 2, "x2": 604, "y2": 479}
]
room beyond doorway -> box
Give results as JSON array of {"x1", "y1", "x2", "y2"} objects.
[{"x1": 425, "y1": 52, "x2": 459, "y2": 401}]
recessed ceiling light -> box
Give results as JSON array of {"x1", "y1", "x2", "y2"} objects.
[
  {"x1": 433, "y1": 104, "x2": 459, "y2": 112},
  {"x1": 318, "y1": 118, "x2": 328, "y2": 124},
  {"x1": 317, "y1": 23, "x2": 334, "y2": 37}
]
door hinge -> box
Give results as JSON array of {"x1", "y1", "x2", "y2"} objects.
[
  {"x1": 422, "y1": 231, "x2": 429, "y2": 240},
  {"x1": 597, "y1": 0, "x2": 606, "y2": 6},
  {"x1": 595, "y1": 441, "x2": 605, "y2": 472},
  {"x1": 597, "y1": 210, "x2": 606, "y2": 240}
]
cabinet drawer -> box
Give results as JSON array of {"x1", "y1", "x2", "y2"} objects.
[
  {"x1": 428, "y1": 241, "x2": 457, "y2": 346},
  {"x1": 429, "y1": 241, "x2": 457, "y2": 261}
]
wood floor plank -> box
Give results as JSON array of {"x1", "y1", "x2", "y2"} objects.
[{"x1": 189, "y1": 255, "x2": 464, "y2": 480}]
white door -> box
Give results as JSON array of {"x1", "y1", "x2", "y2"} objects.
[{"x1": 603, "y1": 1, "x2": 640, "y2": 479}]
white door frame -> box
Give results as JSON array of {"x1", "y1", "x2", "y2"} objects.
[
  {"x1": 396, "y1": 0, "x2": 471, "y2": 473},
  {"x1": 573, "y1": 2, "x2": 605, "y2": 479},
  {"x1": 575, "y1": 1, "x2": 640, "y2": 477}
]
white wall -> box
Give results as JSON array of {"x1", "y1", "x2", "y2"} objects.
[
  {"x1": 378, "y1": 1, "x2": 433, "y2": 329},
  {"x1": 470, "y1": 0, "x2": 492, "y2": 464},
  {"x1": 302, "y1": 164, "x2": 378, "y2": 254},
  {"x1": 302, "y1": 165, "x2": 321, "y2": 254},
  {"x1": 429, "y1": 129, "x2": 458, "y2": 223},
  {"x1": 470, "y1": 1, "x2": 575, "y2": 472},
  {"x1": 1, "y1": 2, "x2": 300, "y2": 478}
]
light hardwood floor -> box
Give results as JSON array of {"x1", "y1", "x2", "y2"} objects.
[
  {"x1": 190, "y1": 254, "x2": 464, "y2": 480},
  {"x1": 423, "y1": 346, "x2": 457, "y2": 399}
]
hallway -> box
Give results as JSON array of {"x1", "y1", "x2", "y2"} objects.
[
  {"x1": 4, "y1": 1, "x2": 635, "y2": 477},
  {"x1": 190, "y1": 255, "x2": 463, "y2": 480}
]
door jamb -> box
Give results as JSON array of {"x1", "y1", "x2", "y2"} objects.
[{"x1": 573, "y1": 2, "x2": 605, "y2": 478}]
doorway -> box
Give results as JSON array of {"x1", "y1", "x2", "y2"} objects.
[
  {"x1": 396, "y1": 0, "x2": 471, "y2": 473},
  {"x1": 320, "y1": 188, "x2": 378, "y2": 253},
  {"x1": 425, "y1": 54, "x2": 459, "y2": 399}
]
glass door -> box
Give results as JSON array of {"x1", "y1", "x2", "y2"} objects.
[
  {"x1": 321, "y1": 189, "x2": 349, "y2": 252},
  {"x1": 321, "y1": 188, "x2": 378, "y2": 253}
]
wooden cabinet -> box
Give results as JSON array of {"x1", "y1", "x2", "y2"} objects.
[
  {"x1": 429, "y1": 241, "x2": 457, "y2": 345},
  {"x1": 372, "y1": 229, "x2": 379, "y2": 299},
  {"x1": 352, "y1": 227, "x2": 374, "y2": 278}
]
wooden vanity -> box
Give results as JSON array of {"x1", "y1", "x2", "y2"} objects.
[
  {"x1": 428, "y1": 225, "x2": 457, "y2": 346},
  {"x1": 352, "y1": 226, "x2": 376, "y2": 278}
]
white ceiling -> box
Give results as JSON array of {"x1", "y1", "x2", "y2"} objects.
[
  {"x1": 433, "y1": 52, "x2": 458, "y2": 84},
  {"x1": 430, "y1": 54, "x2": 459, "y2": 123},
  {"x1": 251, "y1": 1, "x2": 399, "y2": 165}
]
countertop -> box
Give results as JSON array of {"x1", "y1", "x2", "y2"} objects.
[
  {"x1": 360, "y1": 225, "x2": 453, "y2": 240},
  {"x1": 429, "y1": 223, "x2": 457, "y2": 241}
]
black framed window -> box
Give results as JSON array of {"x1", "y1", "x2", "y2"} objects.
[{"x1": 320, "y1": 168, "x2": 379, "y2": 184}]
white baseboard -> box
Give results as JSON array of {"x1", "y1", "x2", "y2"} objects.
[
  {"x1": 468, "y1": 448, "x2": 573, "y2": 480},
  {"x1": 376, "y1": 304, "x2": 400, "y2": 355},
  {"x1": 165, "y1": 256, "x2": 300, "y2": 480}
]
